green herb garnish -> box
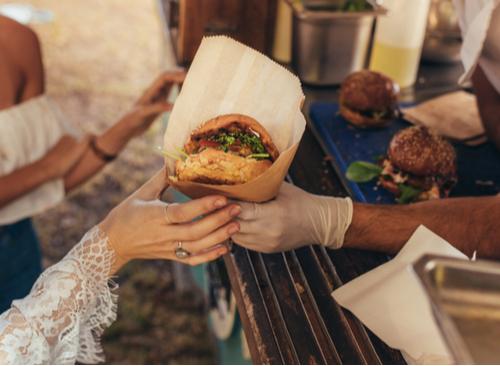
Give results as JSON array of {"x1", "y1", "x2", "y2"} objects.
[
  {"x1": 157, "y1": 147, "x2": 187, "y2": 161},
  {"x1": 175, "y1": 147, "x2": 189, "y2": 159},
  {"x1": 342, "y1": 0, "x2": 373, "y2": 12},
  {"x1": 209, "y1": 131, "x2": 267, "y2": 154},
  {"x1": 396, "y1": 184, "x2": 422, "y2": 204},
  {"x1": 372, "y1": 110, "x2": 388, "y2": 121},
  {"x1": 346, "y1": 161, "x2": 383, "y2": 182}
]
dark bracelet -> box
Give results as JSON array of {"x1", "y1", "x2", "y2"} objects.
[{"x1": 89, "y1": 136, "x2": 117, "y2": 162}]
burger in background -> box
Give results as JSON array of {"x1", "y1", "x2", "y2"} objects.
[
  {"x1": 339, "y1": 70, "x2": 400, "y2": 128},
  {"x1": 347, "y1": 126, "x2": 457, "y2": 203},
  {"x1": 379, "y1": 126, "x2": 457, "y2": 201}
]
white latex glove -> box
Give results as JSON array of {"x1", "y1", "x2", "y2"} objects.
[{"x1": 232, "y1": 182, "x2": 353, "y2": 253}]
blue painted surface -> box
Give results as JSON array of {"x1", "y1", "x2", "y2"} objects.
[{"x1": 309, "y1": 101, "x2": 500, "y2": 204}]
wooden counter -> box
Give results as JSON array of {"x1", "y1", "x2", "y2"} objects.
[{"x1": 223, "y1": 64, "x2": 464, "y2": 364}]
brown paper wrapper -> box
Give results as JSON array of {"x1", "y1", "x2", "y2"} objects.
[
  {"x1": 163, "y1": 36, "x2": 305, "y2": 202},
  {"x1": 402, "y1": 91, "x2": 486, "y2": 146}
]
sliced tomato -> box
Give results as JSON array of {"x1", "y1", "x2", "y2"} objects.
[{"x1": 199, "y1": 140, "x2": 221, "y2": 148}]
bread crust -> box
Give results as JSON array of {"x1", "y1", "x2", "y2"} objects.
[
  {"x1": 339, "y1": 70, "x2": 398, "y2": 127},
  {"x1": 175, "y1": 148, "x2": 272, "y2": 185},
  {"x1": 388, "y1": 126, "x2": 456, "y2": 177},
  {"x1": 185, "y1": 114, "x2": 279, "y2": 161},
  {"x1": 339, "y1": 104, "x2": 392, "y2": 128},
  {"x1": 340, "y1": 70, "x2": 398, "y2": 112}
]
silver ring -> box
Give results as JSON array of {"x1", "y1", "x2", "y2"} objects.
[{"x1": 175, "y1": 241, "x2": 191, "y2": 259}]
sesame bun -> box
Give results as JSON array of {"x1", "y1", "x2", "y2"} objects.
[
  {"x1": 388, "y1": 126, "x2": 456, "y2": 177},
  {"x1": 339, "y1": 70, "x2": 399, "y2": 128}
]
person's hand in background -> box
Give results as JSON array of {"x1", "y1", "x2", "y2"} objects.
[
  {"x1": 115, "y1": 70, "x2": 186, "y2": 142},
  {"x1": 63, "y1": 71, "x2": 186, "y2": 190},
  {"x1": 100, "y1": 167, "x2": 241, "y2": 274},
  {"x1": 231, "y1": 182, "x2": 353, "y2": 253}
]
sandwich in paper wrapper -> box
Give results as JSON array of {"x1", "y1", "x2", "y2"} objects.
[{"x1": 163, "y1": 36, "x2": 306, "y2": 202}]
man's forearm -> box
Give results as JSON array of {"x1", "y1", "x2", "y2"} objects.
[
  {"x1": 472, "y1": 66, "x2": 500, "y2": 150},
  {"x1": 343, "y1": 196, "x2": 500, "y2": 258}
]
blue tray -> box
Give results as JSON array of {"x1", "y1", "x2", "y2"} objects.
[{"x1": 309, "y1": 101, "x2": 500, "y2": 204}]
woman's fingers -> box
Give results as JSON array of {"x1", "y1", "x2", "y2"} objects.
[
  {"x1": 182, "y1": 245, "x2": 229, "y2": 266},
  {"x1": 182, "y1": 222, "x2": 239, "y2": 253},
  {"x1": 165, "y1": 196, "x2": 229, "y2": 224},
  {"x1": 175, "y1": 204, "x2": 241, "y2": 240}
]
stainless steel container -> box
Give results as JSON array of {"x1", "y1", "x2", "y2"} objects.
[
  {"x1": 414, "y1": 255, "x2": 500, "y2": 364},
  {"x1": 290, "y1": 6, "x2": 376, "y2": 85},
  {"x1": 422, "y1": 0, "x2": 462, "y2": 63}
]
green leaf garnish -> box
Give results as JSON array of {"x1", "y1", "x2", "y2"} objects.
[
  {"x1": 209, "y1": 131, "x2": 267, "y2": 154},
  {"x1": 247, "y1": 153, "x2": 270, "y2": 160},
  {"x1": 342, "y1": 0, "x2": 373, "y2": 12},
  {"x1": 396, "y1": 184, "x2": 422, "y2": 204},
  {"x1": 175, "y1": 147, "x2": 189, "y2": 158},
  {"x1": 346, "y1": 161, "x2": 383, "y2": 182},
  {"x1": 156, "y1": 147, "x2": 186, "y2": 161}
]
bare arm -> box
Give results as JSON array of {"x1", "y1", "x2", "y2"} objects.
[
  {"x1": 344, "y1": 196, "x2": 500, "y2": 258},
  {"x1": 63, "y1": 120, "x2": 135, "y2": 191},
  {"x1": 471, "y1": 66, "x2": 500, "y2": 150},
  {"x1": 233, "y1": 183, "x2": 500, "y2": 259},
  {"x1": 64, "y1": 71, "x2": 184, "y2": 191},
  {"x1": 0, "y1": 136, "x2": 89, "y2": 209},
  {"x1": 0, "y1": 158, "x2": 56, "y2": 208}
]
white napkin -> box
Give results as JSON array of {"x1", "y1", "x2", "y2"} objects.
[
  {"x1": 0, "y1": 95, "x2": 80, "y2": 225},
  {"x1": 332, "y1": 225, "x2": 468, "y2": 364}
]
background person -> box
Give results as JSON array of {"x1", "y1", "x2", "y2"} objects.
[{"x1": 0, "y1": 15, "x2": 184, "y2": 312}]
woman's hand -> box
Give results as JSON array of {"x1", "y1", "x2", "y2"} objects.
[
  {"x1": 42, "y1": 134, "x2": 91, "y2": 179},
  {"x1": 99, "y1": 167, "x2": 241, "y2": 274},
  {"x1": 119, "y1": 70, "x2": 185, "y2": 138},
  {"x1": 231, "y1": 182, "x2": 353, "y2": 253}
]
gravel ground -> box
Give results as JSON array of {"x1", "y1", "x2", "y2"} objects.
[{"x1": 0, "y1": 0, "x2": 216, "y2": 363}]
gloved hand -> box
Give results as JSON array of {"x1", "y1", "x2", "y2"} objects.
[
  {"x1": 99, "y1": 167, "x2": 241, "y2": 274},
  {"x1": 231, "y1": 182, "x2": 353, "y2": 253}
]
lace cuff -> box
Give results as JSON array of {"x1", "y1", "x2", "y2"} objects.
[{"x1": 0, "y1": 226, "x2": 118, "y2": 364}]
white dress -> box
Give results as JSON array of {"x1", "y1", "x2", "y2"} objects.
[{"x1": 0, "y1": 226, "x2": 117, "y2": 364}]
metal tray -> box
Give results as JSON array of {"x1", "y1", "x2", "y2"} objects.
[{"x1": 414, "y1": 254, "x2": 500, "y2": 364}]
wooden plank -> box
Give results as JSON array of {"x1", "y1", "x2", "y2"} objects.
[
  {"x1": 248, "y1": 251, "x2": 300, "y2": 364},
  {"x1": 262, "y1": 252, "x2": 328, "y2": 364},
  {"x1": 284, "y1": 250, "x2": 342, "y2": 364},
  {"x1": 295, "y1": 246, "x2": 382, "y2": 364},
  {"x1": 223, "y1": 245, "x2": 283, "y2": 364}
]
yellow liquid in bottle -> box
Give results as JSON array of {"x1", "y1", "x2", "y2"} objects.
[{"x1": 369, "y1": 41, "x2": 422, "y2": 88}]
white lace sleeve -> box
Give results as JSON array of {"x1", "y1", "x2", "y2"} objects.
[{"x1": 0, "y1": 226, "x2": 117, "y2": 364}]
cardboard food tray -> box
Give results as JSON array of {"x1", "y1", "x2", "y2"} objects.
[{"x1": 163, "y1": 36, "x2": 305, "y2": 203}]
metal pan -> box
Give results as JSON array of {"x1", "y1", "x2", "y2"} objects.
[{"x1": 414, "y1": 254, "x2": 500, "y2": 364}]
